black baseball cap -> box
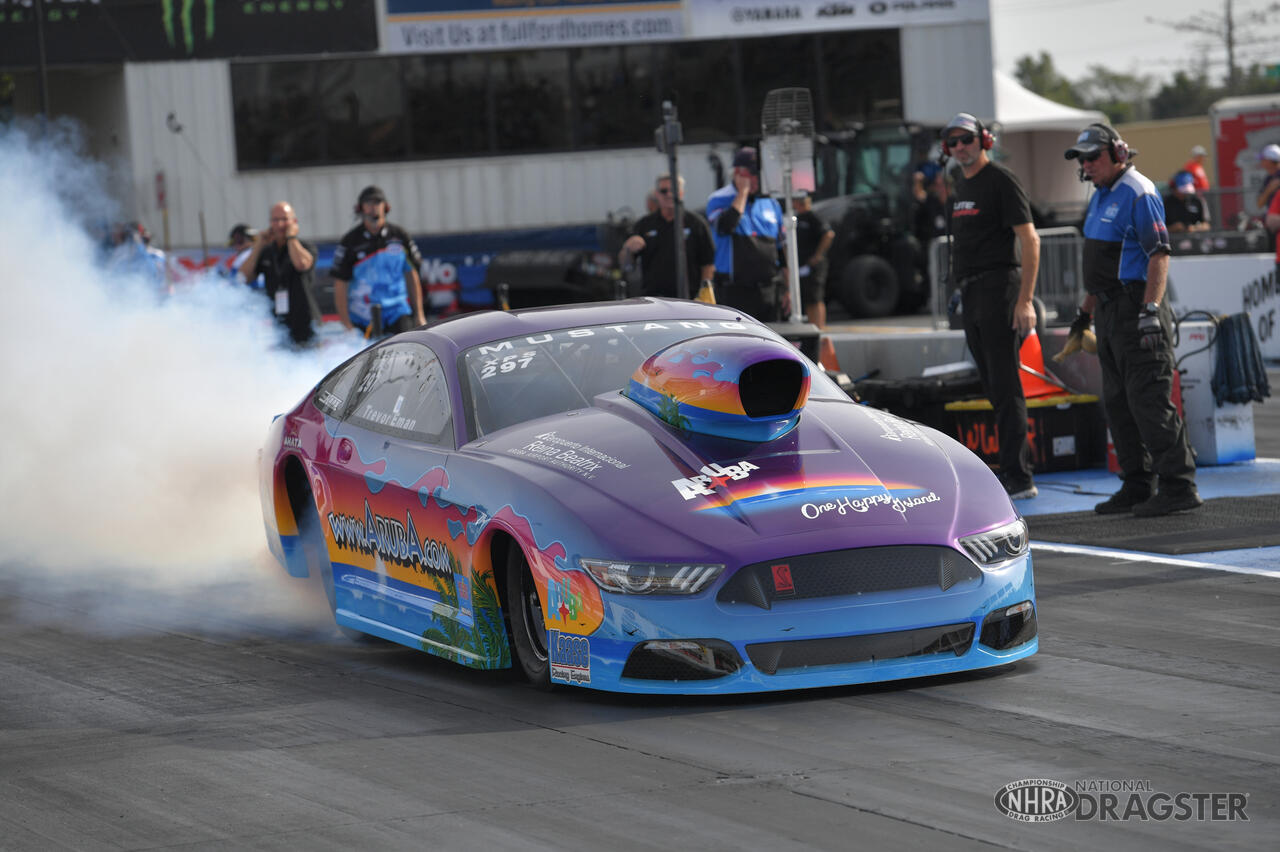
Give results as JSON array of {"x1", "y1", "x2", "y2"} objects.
[
  {"x1": 357, "y1": 185, "x2": 387, "y2": 205},
  {"x1": 732, "y1": 147, "x2": 759, "y2": 175},
  {"x1": 1065, "y1": 124, "x2": 1119, "y2": 160},
  {"x1": 227, "y1": 223, "x2": 256, "y2": 245}
]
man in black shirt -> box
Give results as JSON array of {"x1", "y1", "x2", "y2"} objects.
[
  {"x1": 791, "y1": 191, "x2": 834, "y2": 329},
  {"x1": 946, "y1": 113, "x2": 1042, "y2": 500},
  {"x1": 240, "y1": 201, "x2": 317, "y2": 345},
  {"x1": 1163, "y1": 171, "x2": 1210, "y2": 233},
  {"x1": 620, "y1": 174, "x2": 716, "y2": 299}
]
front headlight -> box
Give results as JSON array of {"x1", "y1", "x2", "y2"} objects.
[
  {"x1": 578, "y1": 558, "x2": 724, "y2": 595},
  {"x1": 958, "y1": 518, "x2": 1029, "y2": 569}
]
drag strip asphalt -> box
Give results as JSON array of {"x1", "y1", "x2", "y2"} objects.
[{"x1": 1, "y1": 543, "x2": 1276, "y2": 851}]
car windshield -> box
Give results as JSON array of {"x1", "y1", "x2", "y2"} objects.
[{"x1": 460, "y1": 317, "x2": 844, "y2": 438}]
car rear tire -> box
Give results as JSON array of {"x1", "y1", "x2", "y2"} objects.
[
  {"x1": 838, "y1": 255, "x2": 899, "y2": 318},
  {"x1": 505, "y1": 547, "x2": 552, "y2": 689}
]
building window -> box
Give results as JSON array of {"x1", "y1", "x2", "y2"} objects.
[
  {"x1": 405, "y1": 54, "x2": 493, "y2": 158},
  {"x1": 318, "y1": 58, "x2": 408, "y2": 163},
  {"x1": 569, "y1": 45, "x2": 656, "y2": 149},
  {"x1": 230, "y1": 31, "x2": 902, "y2": 170}
]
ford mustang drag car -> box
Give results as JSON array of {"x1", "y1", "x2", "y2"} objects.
[{"x1": 260, "y1": 298, "x2": 1036, "y2": 694}]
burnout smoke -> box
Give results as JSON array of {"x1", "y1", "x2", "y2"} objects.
[{"x1": 0, "y1": 121, "x2": 362, "y2": 633}]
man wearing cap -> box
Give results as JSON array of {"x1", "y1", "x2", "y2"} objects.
[
  {"x1": 943, "y1": 112, "x2": 1040, "y2": 501},
  {"x1": 1163, "y1": 171, "x2": 1210, "y2": 233},
  {"x1": 1267, "y1": 154, "x2": 1280, "y2": 289},
  {"x1": 1257, "y1": 144, "x2": 1280, "y2": 215},
  {"x1": 1181, "y1": 144, "x2": 1210, "y2": 192},
  {"x1": 332, "y1": 185, "x2": 426, "y2": 337},
  {"x1": 619, "y1": 173, "x2": 715, "y2": 299},
  {"x1": 240, "y1": 201, "x2": 317, "y2": 345},
  {"x1": 225, "y1": 223, "x2": 259, "y2": 284},
  {"x1": 1066, "y1": 123, "x2": 1200, "y2": 516},
  {"x1": 706, "y1": 147, "x2": 786, "y2": 321},
  {"x1": 790, "y1": 190, "x2": 834, "y2": 329}
]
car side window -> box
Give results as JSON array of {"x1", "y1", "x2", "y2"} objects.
[
  {"x1": 344, "y1": 343, "x2": 454, "y2": 447},
  {"x1": 313, "y1": 352, "x2": 369, "y2": 419}
]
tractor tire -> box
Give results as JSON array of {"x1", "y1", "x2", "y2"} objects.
[{"x1": 837, "y1": 255, "x2": 899, "y2": 318}]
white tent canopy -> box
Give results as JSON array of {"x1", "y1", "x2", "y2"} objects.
[{"x1": 992, "y1": 71, "x2": 1106, "y2": 132}]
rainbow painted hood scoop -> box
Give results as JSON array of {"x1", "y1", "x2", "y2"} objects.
[{"x1": 626, "y1": 334, "x2": 811, "y2": 442}]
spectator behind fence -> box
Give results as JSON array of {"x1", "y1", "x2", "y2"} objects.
[
  {"x1": 332, "y1": 185, "x2": 426, "y2": 338},
  {"x1": 106, "y1": 221, "x2": 167, "y2": 291},
  {"x1": 1268, "y1": 166, "x2": 1280, "y2": 286},
  {"x1": 1258, "y1": 144, "x2": 1280, "y2": 216},
  {"x1": 1065, "y1": 123, "x2": 1200, "y2": 518},
  {"x1": 1164, "y1": 171, "x2": 1210, "y2": 233},
  {"x1": 706, "y1": 146, "x2": 786, "y2": 321},
  {"x1": 239, "y1": 201, "x2": 317, "y2": 345},
  {"x1": 226, "y1": 223, "x2": 260, "y2": 285},
  {"x1": 1181, "y1": 144, "x2": 1210, "y2": 192},
  {"x1": 619, "y1": 173, "x2": 715, "y2": 299}
]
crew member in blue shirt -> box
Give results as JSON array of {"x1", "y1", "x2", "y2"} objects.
[
  {"x1": 332, "y1": 185, "x2": 426, "y2": 337},
  {"x1": 1065, "y1": 123, "x2": 1200, "y2": 517},
  {"x1": 706, "y1": 147, "x2": 785, "y2": 321}
]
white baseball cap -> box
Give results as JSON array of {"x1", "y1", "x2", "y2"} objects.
[{"x1": 1259, "y1": 144, "x2": 1280, "y2": 163}]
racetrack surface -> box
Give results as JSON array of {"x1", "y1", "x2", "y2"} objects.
[{"x1": 2, "y1": 541, "x2": 1276, "y2": 851}]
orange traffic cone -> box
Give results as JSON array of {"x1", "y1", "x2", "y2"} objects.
[
  {"x1": 819, "y1": 335, "x2": 841, "y2": 372},
  {"x1": 1018, "y1": 329, "x2": 1064, "y2": 398}
]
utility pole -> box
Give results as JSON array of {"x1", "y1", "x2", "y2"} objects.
[{"x1": 1147, "y1": 0, "x2": 1280, "y2": 93}]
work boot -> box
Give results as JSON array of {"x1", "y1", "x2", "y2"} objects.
[
  {"x1": 1004, "y1": 482, "x2": 1038, "y2": 500},
  {"x1": 1094, "y1": 481, "x2": 1153, "y2": 515},
  {"x1": 1133, "y1": 486, "x2": 1204, "y2": 518}
]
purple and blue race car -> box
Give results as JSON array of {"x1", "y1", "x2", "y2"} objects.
[{"x1": 259, "y1": 298, "x2": 1036, "y2": 694}]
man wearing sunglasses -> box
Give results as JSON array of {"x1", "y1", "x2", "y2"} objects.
[
  {"x1": 619, "y1": 174, "x2": 716, "y2": 299},
  {"x1": 1066, "y1": 123, "x2": 1200, "y2": 517},
  {"x1": 945, "y1": 113, "x2": 1041, "y2": 501}
]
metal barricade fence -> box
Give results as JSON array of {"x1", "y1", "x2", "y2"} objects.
[{"x1": 929, "y1": 226, "x2": 1084, "y2": 329}]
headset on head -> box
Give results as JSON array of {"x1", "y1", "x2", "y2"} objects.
[
  {"x1": 354, "y1": 195, "x2": 391, "y2": 217},
  {"x1": 1089, "y1": 123, "x2": 1130, "y2": 164},
  {"x1": 941, "y1": 113, "x2": 995, "y2": 158},
  {"x1": 1074, "y1": 123, "x2": 1131, "y2": 182}
]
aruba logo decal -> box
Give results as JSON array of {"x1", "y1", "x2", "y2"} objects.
[{"x1": 671, "y1": 460, "x2": 759, "y2": 500}]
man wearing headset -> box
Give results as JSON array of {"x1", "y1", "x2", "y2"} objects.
[
  {"x1": 944, "y1": 113, "x2": 1040, "y2": 501},
  {"x1": 1065, "y1": 123, "x2": 1200, "y2": 517},
  {"x1": 332, "y1": 185, "x2": 426, "y2": 337}
]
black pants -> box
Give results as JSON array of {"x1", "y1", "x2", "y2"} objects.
[
  {"x1": 961, "y1": 268, "x2": 1033, "y2": 489},
  {"x1": 1095, "y1": 289, "x2": 1195, "y2": 491},
  {"x1": 715, "y1": 272, "x2": 785, "y2": 322}
]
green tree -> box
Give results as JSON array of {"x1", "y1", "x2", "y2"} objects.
[
  {"x1": 1013, "y1": 52, "x2": 1083, "y2": 107},
  {"x1": 1150, "y1": 70, "x2": 1217, "y2": 120},
  {"x1": 1077, "y1": 65, "x2": 1155, "y2": 124}
]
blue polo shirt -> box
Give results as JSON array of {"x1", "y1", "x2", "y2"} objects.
[{"x1": 1081, "y1": 166, "x2": 1170, "y2": 292}]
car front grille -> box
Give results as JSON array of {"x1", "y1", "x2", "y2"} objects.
[
  {"x1": 746, "y1": 623, "x2": 975, "y2": 675},
  {"x1": 717, "y1": 545, "x2": 981, "y2": 610}
]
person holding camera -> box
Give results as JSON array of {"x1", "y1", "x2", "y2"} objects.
[
  {"x1": 239, "y1": 201, "x2": 316, "y2": 345},
  {"x1": 332, "y1": 185, "x2": 425, "y2": 337},
  {"x1": 706, "y1": 147, "x2": 786, "y2": 321},
  {"x1": 619, "y1": 173, "x2": 715, "y2": 299},
  {"x1": 1065, "y1": 123, "x2": 1200, "y2": 517}
]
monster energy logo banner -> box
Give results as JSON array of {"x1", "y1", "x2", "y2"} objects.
[{"x1": 0, "y1": 0, "x2": 376, "y2": 64}]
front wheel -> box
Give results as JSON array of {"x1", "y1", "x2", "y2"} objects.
[{"x1": 505, "y1": 546, "x2": 552, "y2": 689}]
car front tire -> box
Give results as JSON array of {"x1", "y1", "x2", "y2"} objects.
[{"x1": 505, "y1": 547, "x2": 552, "y2": 689}]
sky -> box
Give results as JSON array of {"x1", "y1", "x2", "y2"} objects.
[{"x1": 991, "y1": 0, "x2": 1280, "y2": 88}]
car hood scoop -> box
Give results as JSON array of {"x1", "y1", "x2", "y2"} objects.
[{"x1": 625, "y1": 334, "x2": 811, "y2": 443}]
